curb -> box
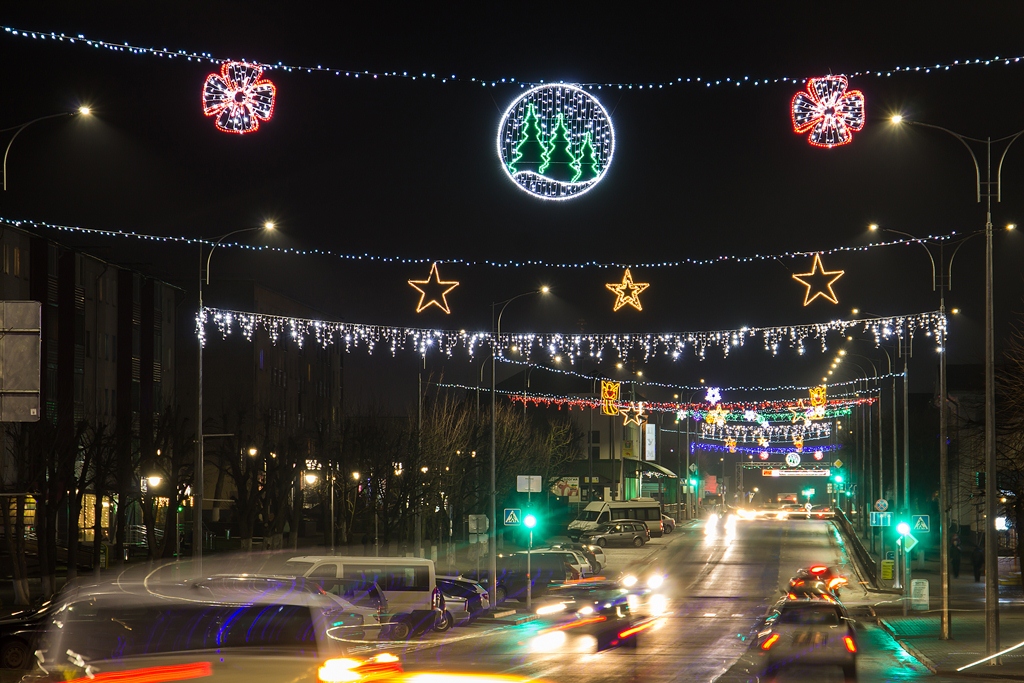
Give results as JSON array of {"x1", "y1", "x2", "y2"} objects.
[{"x1": 871, "y1": 609, "x2": 939, "y2": 674}]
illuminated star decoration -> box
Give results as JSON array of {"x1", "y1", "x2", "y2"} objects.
[
  {"x1": 606, "y1": 268, "x2": 650, "y2": 312},
  {"x1": 726, "y1": 438, "x2": 737, "y2": 453},
  {"x1": 408, "y1": 263, "x2": 460, "y2": 314},
  {"x1": 792, "y1": 435, "x2": 804, "y2": 452},
  {"x1": 202, "y1": 62, "x2": 276, "y2": 134},
  {"x1": 792, "y1": 254, "x2": 845, "y2": 306},
  {"x1": 758, "y1": 437, "x2": 770, "y2": 448},
  {"x1": 620, "y1": 402, "x2": 647, "y2": 426},
  {"x1": 791, "y1": 75, "x2": 865, "y2": 148},
  {"x1": 706, "y1": 405, "x2": 728, "y2": 426},
  {"x1": 706, "y1": 387, "x2": 722, "y2": 405}
]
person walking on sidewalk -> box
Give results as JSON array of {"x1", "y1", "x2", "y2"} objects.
[
  {"x1": 972, "y1": 538, "x2": 985, "y2": 582},
  {"x1": 950, "y1": 533, "x2": 961, "y2": 579}
]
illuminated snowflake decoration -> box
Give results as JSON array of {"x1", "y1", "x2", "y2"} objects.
[
  {"x1": 759, "y1": 451, "x2": 770, "y2": 460},
  {"x1": 705, "y1": 387, "x2": 722, "y2": 405},
  {"x1": 743, "y1": 410, "x2": 758, "y2": 422},
  {"x1": 202, "y1": 62, "x2": 277, "y2": 134},
  {"x1": 497, "y1": 84, "x2": 614, "y2": 200},
  {"x1": 791, "y1": 75, "x2": 865, "y2": 148},
  {"x1": 813, "y1": 451, "x2": 824, "y2": 461}
]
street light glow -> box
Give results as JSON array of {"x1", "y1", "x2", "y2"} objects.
[
  {"x1": 868, "y1": 223, "x2": 879, "y2": 230},
  {"x1": 264, "y1": 221, "x2": 276, "y2": 230},
  {"x1": 78, "y1": 106, "x2": 91, "y2": 116},
  {"x1": 891, "y1": 114, "x2": 904, "y2": 124}
]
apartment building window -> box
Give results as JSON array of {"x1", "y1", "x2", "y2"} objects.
[{"x1": 590, "y1": 430, "x2": 601, "y2": 444}]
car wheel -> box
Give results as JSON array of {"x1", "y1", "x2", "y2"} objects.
[
  {"x1": 842, "y1": 665, "x2": 857, "y2": 682},
  {"x1": 0, "y1": 639, "x2": 30, "y2": 669},
  {"x1": 387, "y1": 617, "x2": 413, "y2": 641},
  {"x1": 495, "y1": 585, "x2": 507, "y2": 605},
  {"x1": 633, "y1": 536, "x2": 644, "y2": 547},
  {"x1": 434, "y1": 609, "x2": 454, "y2": 632},
  {"x1": 595, "y1": 538, "x2": 606, "y2": 547}
]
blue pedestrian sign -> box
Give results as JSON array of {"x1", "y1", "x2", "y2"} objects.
[
  {"x1": 912, "y1": 515, "x2": 930, "y2": 533},
  {"x1": 504, "y1": 508, "x2": 522, "y2": 526}
]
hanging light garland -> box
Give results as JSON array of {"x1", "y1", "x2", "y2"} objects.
[
  {"x1": 200, "y1": 305, "x2": 945, "y2": 361},
  {"x1": 0, "y1": 215, "x2": 959, "y2": 271},
  {"x1": 6, "y1": 25, "x2": 1024, "y2": 90},
  {"x1": 700, "y1": 420, "x2": 832, "y2": 441},
  {"x1": 695, "y1": 442, "x2": 843, "y2": 455}
]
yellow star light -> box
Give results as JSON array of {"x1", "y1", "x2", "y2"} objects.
[
  {"x1": 620, "y1": 402, "x2": 647, "y2": 426},
  {"x1": 792, "y1": 254, "x2": 844, "y2": 306},
  {"x1": 606, "y1": 268, "x2": 650, "y2": 312},
  {"x1": 408, "y1": 263, "x2": 460, "y2": 314}
]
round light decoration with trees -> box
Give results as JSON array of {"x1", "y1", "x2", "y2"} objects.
[{"x1": 497, "y1": 84, "x2": 614, "y2": 200}]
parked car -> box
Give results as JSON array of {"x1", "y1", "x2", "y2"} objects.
[
  {"x1": 546, "y1": 542, "x2": 606, "y2": 573},
  {"x1": 580, "y1": 520, "x2": 650, "y2": 547},
  {"x1": 661, "y1": 514, "x2": 676, "y2": 534},
  {"x1": 469, "y1": 552, "x2": 575, "y2": 604},
  {"x1": 533, "y1": 549, "x2": 593, "y2": 577},
  {"x1": 436, "y1": 575, "x2": 490, "y2": 626},
  {"x1": 0, "y1": 596, "x2": 60, "y2": 669}
]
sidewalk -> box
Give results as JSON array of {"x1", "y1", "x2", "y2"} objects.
[{"x1": 843, "y1": 517, "x2": 1024, "y2": 677}]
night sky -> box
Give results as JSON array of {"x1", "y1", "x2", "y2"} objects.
[{"x1": 3, "y1": 2, "x2": 1024, "y2": 410}]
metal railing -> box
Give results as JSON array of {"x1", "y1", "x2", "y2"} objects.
[{"x1": 834, "y1": 507, "x2": 878, "y2": 588}]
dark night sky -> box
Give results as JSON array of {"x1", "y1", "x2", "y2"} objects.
[{"x1": 3, "y1": 2, "x2": 1024, "y2": 409}]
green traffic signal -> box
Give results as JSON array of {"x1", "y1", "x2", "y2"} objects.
[
  {"x1": 524, "y1": 513, "x2": 537, "y2": 529},
  {"x1": 688, "y1": 478, "x2": 697, "y2": 486},
  {"x1": 897, "y1": 521, "x2": 910, "y2": 535},
  {"x1": 833, "y1": 474, "x2": 844, "y2": 484}
]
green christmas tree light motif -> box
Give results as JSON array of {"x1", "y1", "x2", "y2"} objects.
[
  {"x1": 508, "y1": 103, "x2": 544, "y2": 175},
  {"x1": 573, "y1": 131, "x2": 600, "y2": 182},
  {"x1": 538, "y1": 112, "x2": 579, "y2": 182}
]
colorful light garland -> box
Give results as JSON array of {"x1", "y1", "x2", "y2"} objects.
[
  {"x1": 202, "y1": 306, "x2": 944, "y2": 360},
  {"x1": 694, "y1": 442, "x2": 842, "y2": 455},
  {"x1": 498, "y1": 85, "x2": 614, "y2": 200},
  {"x1": 7, "y1": 25, "x2": 1024, "y2": 90},
  {"x1": 700, "y1": 421, "x2": 831, "y2": 441},
  {"x1": 1, "y1": 216, "x2": 961, "y2": 271}
]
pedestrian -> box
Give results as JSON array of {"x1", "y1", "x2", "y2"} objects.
[
  {"x1": 950, "y1": 534, "x2": 961, "y2": 579},
  {"x1": 972, "y1": 540, "x2": 985, "y2": 582}
]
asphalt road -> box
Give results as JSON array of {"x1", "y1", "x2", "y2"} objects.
[{"x1": 10, "y1": 517, "x2": 972, "y2": 683}]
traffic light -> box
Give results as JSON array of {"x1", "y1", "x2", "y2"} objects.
[
  {"x1": 688, "y1": 477, "x2": 697, "y2": 487},
  {"x1": 896, "y1": 521, "x2": 910, "y2": 536},
  {"x1": 523, "y1": 513, "x2": 537, "y2": 529}
]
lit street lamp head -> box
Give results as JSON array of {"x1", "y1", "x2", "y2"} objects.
[{"x1": 77, "y1": 106, "x2": 91, "y2": 116}]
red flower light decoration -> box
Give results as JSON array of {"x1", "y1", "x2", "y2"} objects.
[
  {"x1": 202, "y1": 62, "x2": 276, "y2": 134},
  {"x1": 791, "y1": 75, "x2": 865, "y2": 148}
]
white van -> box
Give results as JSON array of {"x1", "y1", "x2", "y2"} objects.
[
  {"x1": 567, "y1": 498, "x2": 664, "y2": 540},
  {"x1": 284, "y1": 555, "x2": 439, "y2": 640}
]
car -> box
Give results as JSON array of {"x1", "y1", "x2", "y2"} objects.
[
  {"x1": 758, "y1": 597, "x2": 858, "y2": 681},
  {"x1": 23, "y1": 583, "x2": 352, "y2": 683},
  {"x1": 469, "y1": 551, "x2": 575, "y2": 604},
  {"x1": 546, "y1": 542, "x2": 606, "y2": 573},
  {"x1": 792, "y1": 565, "x2": 849, "y2": 597},
  {"x1": 661, "y1": 514, "x2": 676, "y2": 534},
  {"x1": 0, "y1": 596, "x2": 60, "y2": 669},
  {"x1": 533, "y1": 548, "x2": 594, "y2": 577},
  {"x1": 580, "y1": 520, "x2": 650, "y2": 547},
  {"x1": 436, "y1": 575, "x2": 489, "y2": 626}
]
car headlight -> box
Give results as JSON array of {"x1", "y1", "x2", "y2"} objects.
[
  {"x1": 622, "y1": 575, "x2": 638, "y2": 588},
  {"x1": 647, "y1": 574, "x2": 664, "y2": 589}
]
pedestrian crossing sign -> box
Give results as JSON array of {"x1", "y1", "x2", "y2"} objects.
[
  {"x1": 504, "y1": 508, "x2": 521, "y2": 526},
  {"x1": 912, "y1": 515, "x2": 930, "y2": 533}
]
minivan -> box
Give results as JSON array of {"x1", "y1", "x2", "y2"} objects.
[
  {"x1": 567, "y1": 498, "x2": 664, "y2": 540},
  {"x1": 283, "y1": 555, "x2": 439, "y2": 640}
]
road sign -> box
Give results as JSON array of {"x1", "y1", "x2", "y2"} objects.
[
  {"x1": 468, "y1": 514, "x2": 489, "y2": 533},
  {"x1": 689, "y1": 463, "x2": 698, "y2": 474},
  {"x1": 785, "y1": 453, "x2": 801, "y2": 467},
  {"x1": 902, "y1": 533, "x2": 919, "y2": 553},
  {"x1": 503, "y1": 508, "x2": 521, "y2": 526},
  {"x1": 912, "y1": 515, "x2": 930, "y2": 533},
  {"x1": 870, "y1": 512, "x2": 880, "y2": 526},
  {"x1": 517, "y1": 476, "x2": 543, "y2": 493},
  {"x1": 881, "y1": 559, "x2": 894, "y2": 580},
  {"x1": 872, "y1": 512, "x2": 892, "y2": 527},
  {"x1": 874, "y1": 498, "x2": 889, "y2": 512},
  {"x1": 886, "y1": 551, "x2": 895, "y2": 560},
  {"x1": 832, "y1": 459, "x2": 843, "y2": 469},
  {"x1": 762, "y1": 468, "x2": 830, "y2": 477},
  {"x1": 911, "y1": 579, "x2": 930, "y2": 611}
]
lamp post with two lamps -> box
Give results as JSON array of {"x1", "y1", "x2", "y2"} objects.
[
  {"x1": 889, "y1": 114, "x2": 1024, "y2": 654},
  {"x1": 196, "y1": 222, "x2": 275, "y2": 576},
  {"x1": 489, "y1": 287, "x2": 548, "y2": 603},
  {"x1": 3, "y1": 106, "x2": 91, "y2": 191}
]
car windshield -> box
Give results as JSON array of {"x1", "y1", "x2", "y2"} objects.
[
  {"x1": 779, "y1": 606, "x2": 841, "y2": 626},
  {"x1": 576, "y1": 510, "x2": 603, "y2": 522}
]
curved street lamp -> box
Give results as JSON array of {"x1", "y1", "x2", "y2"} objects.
[
  {"x1": 3, "y1": 107, "x2": 92, "y2": 190},
  {"x1": 195, "y1": 221, "x2": 275, "y2": 576},
  {"x1": 889, "y1": 115, "x2": 1024, "y2": 650}
]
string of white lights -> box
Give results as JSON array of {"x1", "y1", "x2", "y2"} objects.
[
  {"x1": 6, "y1": 25, "x2": 1022, "y2": 90},
  {"x1": 201, "y1": 306, "x2": 945, "y2": 361},
  {"x1": 3, "y1": 215, "x2": 960, "y2": 271}
]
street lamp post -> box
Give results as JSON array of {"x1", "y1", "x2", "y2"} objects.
[
  {"x1": 490, "y1": 288, "x2": 548, "y2": 607},
  {"x1": 892, "y1": 116, "x2": 1024, "y2": 657},
  {"x1": 196, "y1": 222, "x2": 274, "y2": 576},
  {"x1": 3, "y1": 107, "x2": 91, "y2": 191}
]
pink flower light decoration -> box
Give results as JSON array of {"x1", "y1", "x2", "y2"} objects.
[
  {"x1": 791, "y1": 75, "x2": 865, "y2": 148},
  {"x1": 202, "y1": 62, "x2": 276, "y2": 134}
]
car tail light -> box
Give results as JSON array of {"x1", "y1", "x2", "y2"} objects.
[
  {"x1": 761, "y1": 634, "x2": 781, "y2": 650},
  {"x1": 65, "y1": 662, "x2": 214, "y2": 683},
  {"x1": 843, "y1": 636, "x2": 857, "y2": 653},
  {"x1": 809, "y1": 565, "x2": 827, "y2": 574},
  {"x1": 618, "y1": 618, "x2": 658, "y2": 639}
]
